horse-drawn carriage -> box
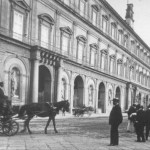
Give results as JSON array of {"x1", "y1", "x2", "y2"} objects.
[
  {"x1": 72, "y1": 105, "x2": 94, "y2": 117},
  {"x1": 0, "y1": 100, "x2": 19, "y2": 136}
]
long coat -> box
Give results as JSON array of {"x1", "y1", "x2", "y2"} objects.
[{"x1": 109, "y1": 104, "x2": 123, "y2": 126}]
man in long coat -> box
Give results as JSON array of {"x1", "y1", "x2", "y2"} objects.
[
  {"x1": 145, "y1": 104, "x2": 150, "y2": 140},
  {"x1": 108, "y1": 98, "x2": 123, "y2": 146}
]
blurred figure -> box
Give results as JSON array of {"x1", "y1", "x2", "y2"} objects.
[
  {"x1": 127, "y1": 103, "x2": 137, "y2": 132},
  {"x1": 134, "y1": 105, "x2": 146, "y2": 142},
  {"x1": 108, "y1": 98, "x2": 123, "y2": 146},
  {"x1": 145, "y1": 104, "x2": 150, "y2": 140}
]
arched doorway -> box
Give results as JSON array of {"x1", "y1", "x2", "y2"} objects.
[
  {"x1": 38, "y1": 65, "x2": 51, "y2": 103},
  {"x1": 139, "y1": 93, "x2": 141, "y2": 104},
  {"x1": 98, "y1": 82, "x2": 105, "y2": 113},
  {"x1": 115, "y1": 86, "x2": 121, "y2": 100},
  {"x1": 146, "y1": 95, "x2": 149, "y2": 107},
  {"x1": 73, "y1": 76, "x2": 84, "y2": 107}
]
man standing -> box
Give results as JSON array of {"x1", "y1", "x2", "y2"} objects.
[
  {"x1": 134, "y1": 105, "x2": 145, "y2": 142},
  {"x1": 108, "y1": 98, "x2": 123, "y2": 146},
  {"x1": 127, "y1": 103, "x2": 137, "y2": 132},
  {"x1": 145, "y1": 104, "x2": 150, "y2": 140},
  {"x1": 0, "y1": 82, "x2": 5, "y2": 100}
]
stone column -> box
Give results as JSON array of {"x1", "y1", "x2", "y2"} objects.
[
  {"x1": 106, "y1": 45, "x2": 110, "y2": 73},
  {"x1": 95, "y1": 79, "x2": 98, "y2": 113},
  {"x1": 70, "y1": 75, "x2": 75, "y2": 114},
  {"x1": 97, "y1": 38, "x2": 101, "y2": 69},
  {"x1": 30, "y1": 47, "x2": 40, "y2": 103},
  {"x1": 56, "y1": 59, "x2": 63, "y2": 102},
  {"x1": 115, "y1": 50, "x2": 118, "y2": 75},
  {"x1": 55, "y1": 10, "x2": 61, "y2": 52},
  {"x1": 127, "y1": 83, "x2": 132, "y2": 109}
]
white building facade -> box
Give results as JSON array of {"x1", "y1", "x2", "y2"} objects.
[{"x1": 0, "y1": 0, "x2": 150, "y2": 115}]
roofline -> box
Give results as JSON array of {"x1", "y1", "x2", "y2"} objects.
[{"x1": 100, "y1": 0, "x2": 150, "y2": 51}]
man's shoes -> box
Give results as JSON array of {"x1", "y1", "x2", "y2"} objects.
[
  {"x1": 135, "y1": 140, "x2": 141, "y2": 142},
  {"x1": 107, "y1": 144, "x2": 118, "y2": 146},
  {"x1": 107, "y1": 144, "x2": 113, "y2": 146},
  {"x1": 127, "y1": 130, "x2": 130, "y2": 133},
  {"x1": 112, "y1": 144, "x2": 118, "y2": 146}
]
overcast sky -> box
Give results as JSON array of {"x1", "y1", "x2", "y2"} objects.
[{"x1": 106, "y1": 0, "x2": 150, "y2": 47}]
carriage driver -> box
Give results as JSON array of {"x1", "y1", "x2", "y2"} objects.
[{"x1": 0, "y1": 81, "x2": 10, "y2": 103}]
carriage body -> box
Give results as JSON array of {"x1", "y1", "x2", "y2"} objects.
[
  {"x1": 0, "y1": 100, "x2": 19, "y2": 136},
  {"x1": 72, "y1": 106, "x2": 94, "y2": 117}
]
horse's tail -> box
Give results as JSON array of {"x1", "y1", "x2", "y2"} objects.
[{"x1": 18, "y1": 105, "x2": 27, "y2": 119}]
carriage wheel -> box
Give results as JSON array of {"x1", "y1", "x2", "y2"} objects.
[{"x1": 2, "y1": 120, "x2": 19, "y2": 136}]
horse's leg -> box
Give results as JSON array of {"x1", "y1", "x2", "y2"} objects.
[
  {"x1": 26, "y1": 117, "x2": 33, "y2": 134},
  {"x1": 52, "y1": 117, "x2": 58, "y2": 133},
  {"x1": 20, "y1": 119, "x2": 28, "y2": 133},
  {"x1": 45, "y1": 117, "x2": 51, "y2": 134}
]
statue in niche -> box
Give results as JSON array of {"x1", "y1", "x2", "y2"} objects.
[
  {"x1": 108, "y1": 89, "x2": 112, "y2": 106},
  {"x1": 11, "y1": 68, "x2": 19, "y2": 98},
  {"x1": 88, "y1": 85, "x2": 93, "y2": 106},
  {"x1": 61, "y1": 79, "x2": 65, "y2": 100}
]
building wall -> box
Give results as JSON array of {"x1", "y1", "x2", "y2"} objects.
[{"x1": 0, "y1": 0, "x2": 150, "y2": 114}]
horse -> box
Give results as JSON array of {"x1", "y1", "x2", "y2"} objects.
[{"x1": 17, "y1": 100, "x2": 70, "y2": 134}]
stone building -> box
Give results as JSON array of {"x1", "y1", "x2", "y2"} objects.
[{"x1": 0, "y1": 0, "x2": 150, "y2": 114}]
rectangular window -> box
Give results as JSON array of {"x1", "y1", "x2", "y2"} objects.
[
  {"x1": 62, "y1": 34, "x2": 69, "y2": 55},
  {"x1": 92, "y1": 10, "x2": 97, "y2": 26},
  {"x1": 111, "y1": 25, "x2": 115, "y2": 39},
  {"x1": 124, "y1": 36, "x2": 128, "y2": 48},
  {"x1": 41, "y1": 25, "x2": 49, "y2": 48},
  {"x1": 79, "y1": 0, "x2": 85, "y2": 17},
  {"x1": 90, "y1": 49, "x2": 95, "y2": 66},
  {"x1": 101, "y1": 55, "x2": 105, "y2": 70},
  {"x1": 78, "y1": 42, "x2": 84, "y2": 61},
  {"x1": 118, "y1": 32, "x2": 122, "y2": 44},
  {"x1": 13, "y1": 11, "x2": 24, "y2": 41},
  {"x1": 102, "y1": 17, "x2": 107, "y2": 33}
]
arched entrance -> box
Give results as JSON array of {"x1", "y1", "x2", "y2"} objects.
[
  {"x1": 38, "y1": 65, "x2": 51, "y2": 103},
  {"x1": 98, "y1": 82, "x2": 105, "y2": 113},
  {"x1": 115, "y1": 87, "x2": 121, "y2": 100},
  {"x1": 139, "y1": 93, "x2": 141, "y2": 104},
  {"x1": 146, "y1": 95, "x2": 149, "y2": 107},
  {"x1": 73, "y1": 76, "x2": 84, "y2": 107}
]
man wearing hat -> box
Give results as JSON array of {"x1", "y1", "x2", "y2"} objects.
[
  {"x1": 134, "y1": 105, "x2": 145, "y2": 142},
  {"x1": 108, "y1": 98, "x2": 123, "y2": 146},
  {"x1": 0, "y1": 82, "x2": 5, "y2": 100},
  {"x1": 145, "y1": 104, "x2": 150, "y2": 140}
]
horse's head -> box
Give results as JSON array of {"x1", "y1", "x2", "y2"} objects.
[{"x1": 62, "y1": 100, "x2": 70, "y2": 112}]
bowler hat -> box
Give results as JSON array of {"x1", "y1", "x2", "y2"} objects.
[
  {"x1": 112, "y1": 98, "x2": 119, "y2": 102},
  {"x1": 0, "y1": 82, "x2": 3, "y2": 86}
]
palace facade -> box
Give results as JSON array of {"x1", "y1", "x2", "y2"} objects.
[{"x1": 0, "y1": 0, "x2": 150, "y2": 114}]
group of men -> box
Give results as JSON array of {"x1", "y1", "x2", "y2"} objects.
[
  {"x1": 108, "y1": 97, "x2": 150, "y2": 146},
  {"x1": 127, "y1": 103, "x2": 150, "y2": 142}
]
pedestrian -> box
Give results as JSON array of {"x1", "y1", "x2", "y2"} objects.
[
  {"x1": 126, "y1": 103, "x2": 137, "y2": 132},
  {"x1": 108, "y1": 98, "x2": 123, "y2": 146},
  {"x1": 145, "y1": 104, "x2": 150, "y2": 140},
  {"x1": 134, "y1": 105, "x2": 146, "y2": 142},
  {"x1": 0, "y1": 81, "x2": 5, "y2": 100}
]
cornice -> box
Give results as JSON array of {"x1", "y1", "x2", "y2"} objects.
[
  {"x1": 0, "y1": 33, "x2": 31, "y2": 50},
  {"x1": 99, "y1": 0, "x2": 150, "y2": 51}
]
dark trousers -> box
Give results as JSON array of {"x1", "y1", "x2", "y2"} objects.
[
  {"x1": 134, "y1": 123, "x2": 145, "y2": 141},
  {"x1": 145, "y1": 123, "x2": 150, "y2": 140},
  {"x1": 110, "y1": 124, "x2": 119, "y2": 145}
]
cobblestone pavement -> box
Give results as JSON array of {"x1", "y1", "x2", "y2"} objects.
[{"x1": 0, "y1": 115, "x2": 150, "y2": 150}]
